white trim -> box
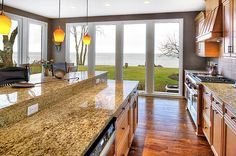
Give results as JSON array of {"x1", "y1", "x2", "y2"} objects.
[{"x1": 66, "y1": 18, "x2": 184, "y2": 97}]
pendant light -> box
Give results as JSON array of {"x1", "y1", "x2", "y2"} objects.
[
  {"x1": 53, "y1": 0, "x2": 65, "y2": 43},
  {"x1": 0, "y1": 0, "x2": 12, "y2": 35},
  {"x1": 83, "y1": 0, "x2": 91, "y2": 45}
]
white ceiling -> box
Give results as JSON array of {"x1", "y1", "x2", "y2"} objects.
[{"x1": 4, "y1": 0, "x2": 206, "y2": 18}]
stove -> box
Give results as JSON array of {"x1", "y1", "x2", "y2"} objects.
[{"x1": 190, "y1": 73, "x2": 235, "y2": 84}]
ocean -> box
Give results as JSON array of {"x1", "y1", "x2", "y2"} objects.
[
  {"x1": 27, "y1": 52, "x2": 179, "y2": 68},
  {"x1": 70, "y1": 53, "x2": 179, "y2": 68}
]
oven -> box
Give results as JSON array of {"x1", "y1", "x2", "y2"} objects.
[{"x1": 185, "y1": 74, "x2": 202, "y2": 135}]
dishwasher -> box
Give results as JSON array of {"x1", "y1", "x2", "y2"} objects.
[{"x1": 85, "y1": 117, "x2": 116, "y2": 156}]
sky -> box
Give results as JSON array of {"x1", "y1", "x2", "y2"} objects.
[{"x1": 70, "y1": 22, "x2": 179, "y2": 54}]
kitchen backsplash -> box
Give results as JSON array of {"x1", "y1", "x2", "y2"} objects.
[{"x1": 209, "y1": 57, "x2": 236, "y2": 80}]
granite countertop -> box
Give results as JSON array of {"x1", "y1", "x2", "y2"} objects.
[
  {"x1": 203, "y1": 83, "x2": 236, "y2": 113},
  {"x1": 0, "y1": 71, "x2": 107, "y2": 109},
  {"x1": 0, "y1": 80, "x2": 139, "y2": 156}
]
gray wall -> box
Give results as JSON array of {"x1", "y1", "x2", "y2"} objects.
[{"x1": 51, "y1": 12, "x2": 207, "y2": 70}]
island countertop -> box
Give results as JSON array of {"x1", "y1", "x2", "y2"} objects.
[
  {"x1": 0, "y1": 80, "x2": 139, "y2": 156},
  {"x1": 0, "y1": 71, "x2": 108, "y2": 109}
]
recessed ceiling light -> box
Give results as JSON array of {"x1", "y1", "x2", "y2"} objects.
[
  {"x1": 144, "y1": 0, "x2": 151, "y2": 4},
  {"x1": 71, "y1": 6, "x2": 76, "y2": 9},
  {"x1": 105, "y1": 3, "x2": 111, "y2": 7}
]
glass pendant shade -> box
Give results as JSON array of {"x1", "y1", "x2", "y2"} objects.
[
  {"x1": 53, "y1": 26, "x2": 65, "y2": 43},
  {"x1": 0, "y1": 12, "x2": 12, "y2": 35},
  {"x1": 83, "y1": 34, "x2": 91, "y2": 45}
]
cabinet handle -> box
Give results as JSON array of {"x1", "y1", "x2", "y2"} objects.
[
  {"x1": 205, "y1": 92, "x2": 209, "y2": 95},
  {"x1": 122, "y1": 107, "x2": 125, "y2": 110},
  {"x1": 205, "y1": 107, "x2": 209, "y2": 110},
  {"x1": 122, "y1": 127, "x2": 125, "y2": 130},
  {"x1": 231, "y1": 116, "x2": 236, "y2": 120},
  {"x1": 204, "y1": 126, "x2": 208, "y2": 129}
]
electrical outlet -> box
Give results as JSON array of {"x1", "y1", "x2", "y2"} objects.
[{"x1": 27, "y1": 104, "x2": 39, "y2": 116}]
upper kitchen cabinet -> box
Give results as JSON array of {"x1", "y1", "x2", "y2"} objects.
[
  {"x1": 223, "y1": 0, "x2": 233, "y2": 57},
  {"x1": 195, "y1": 0, "x2": 222, "y2": 57},
  {"x1": 222, "y1": 0, "x2": 236, "y2": 57}
]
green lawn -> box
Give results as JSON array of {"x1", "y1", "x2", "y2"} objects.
[
  {"x1": 78, "y1": 65, "x2": 179, "y2": 92},
  {"x1": 30, "y1": 64, "x2": 179, "y2": 92}
]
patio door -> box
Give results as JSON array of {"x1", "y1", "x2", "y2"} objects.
[{"x1": 154, "y1": 20, "x2": 183, "y2": 95}]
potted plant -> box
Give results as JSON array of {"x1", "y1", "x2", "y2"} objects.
[{"x1": 42, "y1": 60, "x2": 53, "y2": 76}]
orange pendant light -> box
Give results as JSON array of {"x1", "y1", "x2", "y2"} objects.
[
  {"x1": 83, "y1": 0, "x2": 91, "y2": 45},
  {"x1": 54, "y1": 26, "x2": 65, "y2": 43},
  {"x1": 53, "y1": 0, "x2": 65, "y2": 43},
  {"x1": 0, "y1": 0, "x2": 12, "y2": 35},
  {"x1": 83, "y1": 34, "x2": 91, "y2": 45}
]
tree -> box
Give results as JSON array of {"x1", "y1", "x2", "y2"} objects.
[
  {"x1": 0, "y1": 27, "x2": 18, "y2": 68},
  {"x1": 71, "y1": 25, "x2": 104, "y2": 66},
  {"x1": 159, "y1": 34, "x2": 179, "y2": 58},
  {"x1": 71, "y1": 25, "x2": 88, "y2": 66}
]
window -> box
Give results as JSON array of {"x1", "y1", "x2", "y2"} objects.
[
  {"x1": 27, "y1": 21, "x2": 47, "y2": 74},
  {"x1": 123, "y1": 24, "x2": 146, "y2": 90},
  {"x1": 95, "y1": 25, "x2": 116, "y2": 79},
  {"x1": 0, "y1": 19, "x2": 20, "y2": 66},
  {"x1": 154, "y1": 22, "x2": 180, "y2": 94}
]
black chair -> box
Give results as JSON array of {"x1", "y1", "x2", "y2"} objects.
[{"x1": 52, "y1": 62, "x2": 67, "y2": 76}]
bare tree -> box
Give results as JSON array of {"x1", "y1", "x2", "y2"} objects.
[
  {"x1": 0, "y1": 27, "x2": 18, "y2": 68},
  {"x1": 159, "y1": 34, "x2": 179, "y2": 58},
  {"x1": 71, "y1": 25, "x2": 104, "y2": 66}
]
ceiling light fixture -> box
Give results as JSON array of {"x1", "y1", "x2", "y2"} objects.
[
  {"x1": 83, "y1": 0, "x2": 91, "y2": 45},
  {"x1": 105, "y1": 3, "x2": 111, "y2": 7},
  {"x1": 53, "y1": 0, "x2": 65, "y2": 43},
  {"x1": 0, "y1": 0, "x2": 12, "y2": 35},
  {"x1": 144, "y1": 0, "x2": 151, "y2": 4}
]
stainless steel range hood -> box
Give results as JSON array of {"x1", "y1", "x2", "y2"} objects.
[{"x1": 196, "y1": 6, "x2": 222, "y2": 42}]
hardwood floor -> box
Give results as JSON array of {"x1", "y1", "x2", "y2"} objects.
[{"x1": 128, "y1": 97, "x2": 214, "y2": 156}]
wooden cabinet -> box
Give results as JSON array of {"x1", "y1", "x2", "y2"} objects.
[
  {"x1": 201, "y1": 85, "x2": 236, "y2": 156},
  {"x1": 224, "y1": 107, "x2": 236, "y2": 156},
  {"x1": 116, "y1": 102, "x2": 130, "y2": 156},
  {"x1": 202, "y1": 87, "x2": 212, "y2": 144},
  {"x1": 212, "y1": 107, "x2": 224, "y2": 156},
  {"x1": 116, "y1": 89, "x2": 138, "y2": 156},
  {"x1": 223, "y1": 0, "x2": 233, "y2": 56}
]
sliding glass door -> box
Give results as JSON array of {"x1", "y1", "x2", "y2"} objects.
[
  {"x1": 123, "y1": 24, "x2": 146, "y2": 90},
  {"x1": 154, "y1": 22, "x2": 181, "y2": 94},
  {"x1": 27, "y1": 20, "x2": 47, "y2": 74},
  {"x1": 95, "y1": 25, "x2": 116, "y2": 79}
]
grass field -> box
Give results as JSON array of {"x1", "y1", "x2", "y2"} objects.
[
  {"x1": 30, "y1": 64, "x2": 178, "y2": 92},
  {"x1": 78, "y1": 65, "x2": 179, "y2": 92}
]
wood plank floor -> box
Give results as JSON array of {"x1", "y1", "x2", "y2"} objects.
[{"x1": 128, "y1": 97, "x2": 214, "y2": 156}]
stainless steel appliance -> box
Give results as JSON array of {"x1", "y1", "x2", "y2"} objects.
[
  {"x1": 86, "y1": 118, "x2": 116, "y2": 156},
  {"x1": 185, "y1": 73, "x2": 234, "y2": 135}
]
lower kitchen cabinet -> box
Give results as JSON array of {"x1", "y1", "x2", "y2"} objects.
[
  {"x1": 211, "y1": 106, "x2": 223, "y2": 156},
  {"x1": 224, "y1": 108, "x2": 236, "y2": 156},
  {"x1": 116, "y1": 90, "x2": 138, "y2": 156}
]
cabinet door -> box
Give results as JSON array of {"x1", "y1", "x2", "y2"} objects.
[
  {"x1": 128, "y1": 102, "x2": 134, "y2": 146},
  {"x1": 133, "y1": 97, "x2": 138, "y2": 132},
  {"x1": 233, "y1": 0, "x2": 236, "y2": 57},
  {"x1": 225, "y1": 120, "x2": 236, "y2": 156},
  {"x1": 223, "y1": 0, "x2": 233, "y2": 56},
  {"x1": 212, "y1": 109, "x2": 223, "y2": 156}
]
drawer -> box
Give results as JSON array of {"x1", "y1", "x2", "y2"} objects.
[
  {"x1": 225, "y1": 107, "x2": 236, "y2": 127},
  {"x1": 202, "y1": 117, "x2": 211, "y2": 144},
  {"x1": 212, "y1": 96, "x2": 223, "y2": 114},
  {"x1": 116, "y1": 104, "x2": 129, "y2": 148},
  {"x1": 116, "y1": 127, "x2": 129, "y2": 156}
]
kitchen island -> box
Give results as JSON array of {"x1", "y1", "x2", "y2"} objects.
[{"x1": 0, "y1": 71, "x2": 139, "y2": 156}]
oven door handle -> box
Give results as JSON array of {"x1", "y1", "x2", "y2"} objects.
[
  {"x1": 184, "y1": 83, "x2": 198, "y2": 96},
  {"x1": 99, "y1": 131, "x2": 116, "y2": 156}
]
